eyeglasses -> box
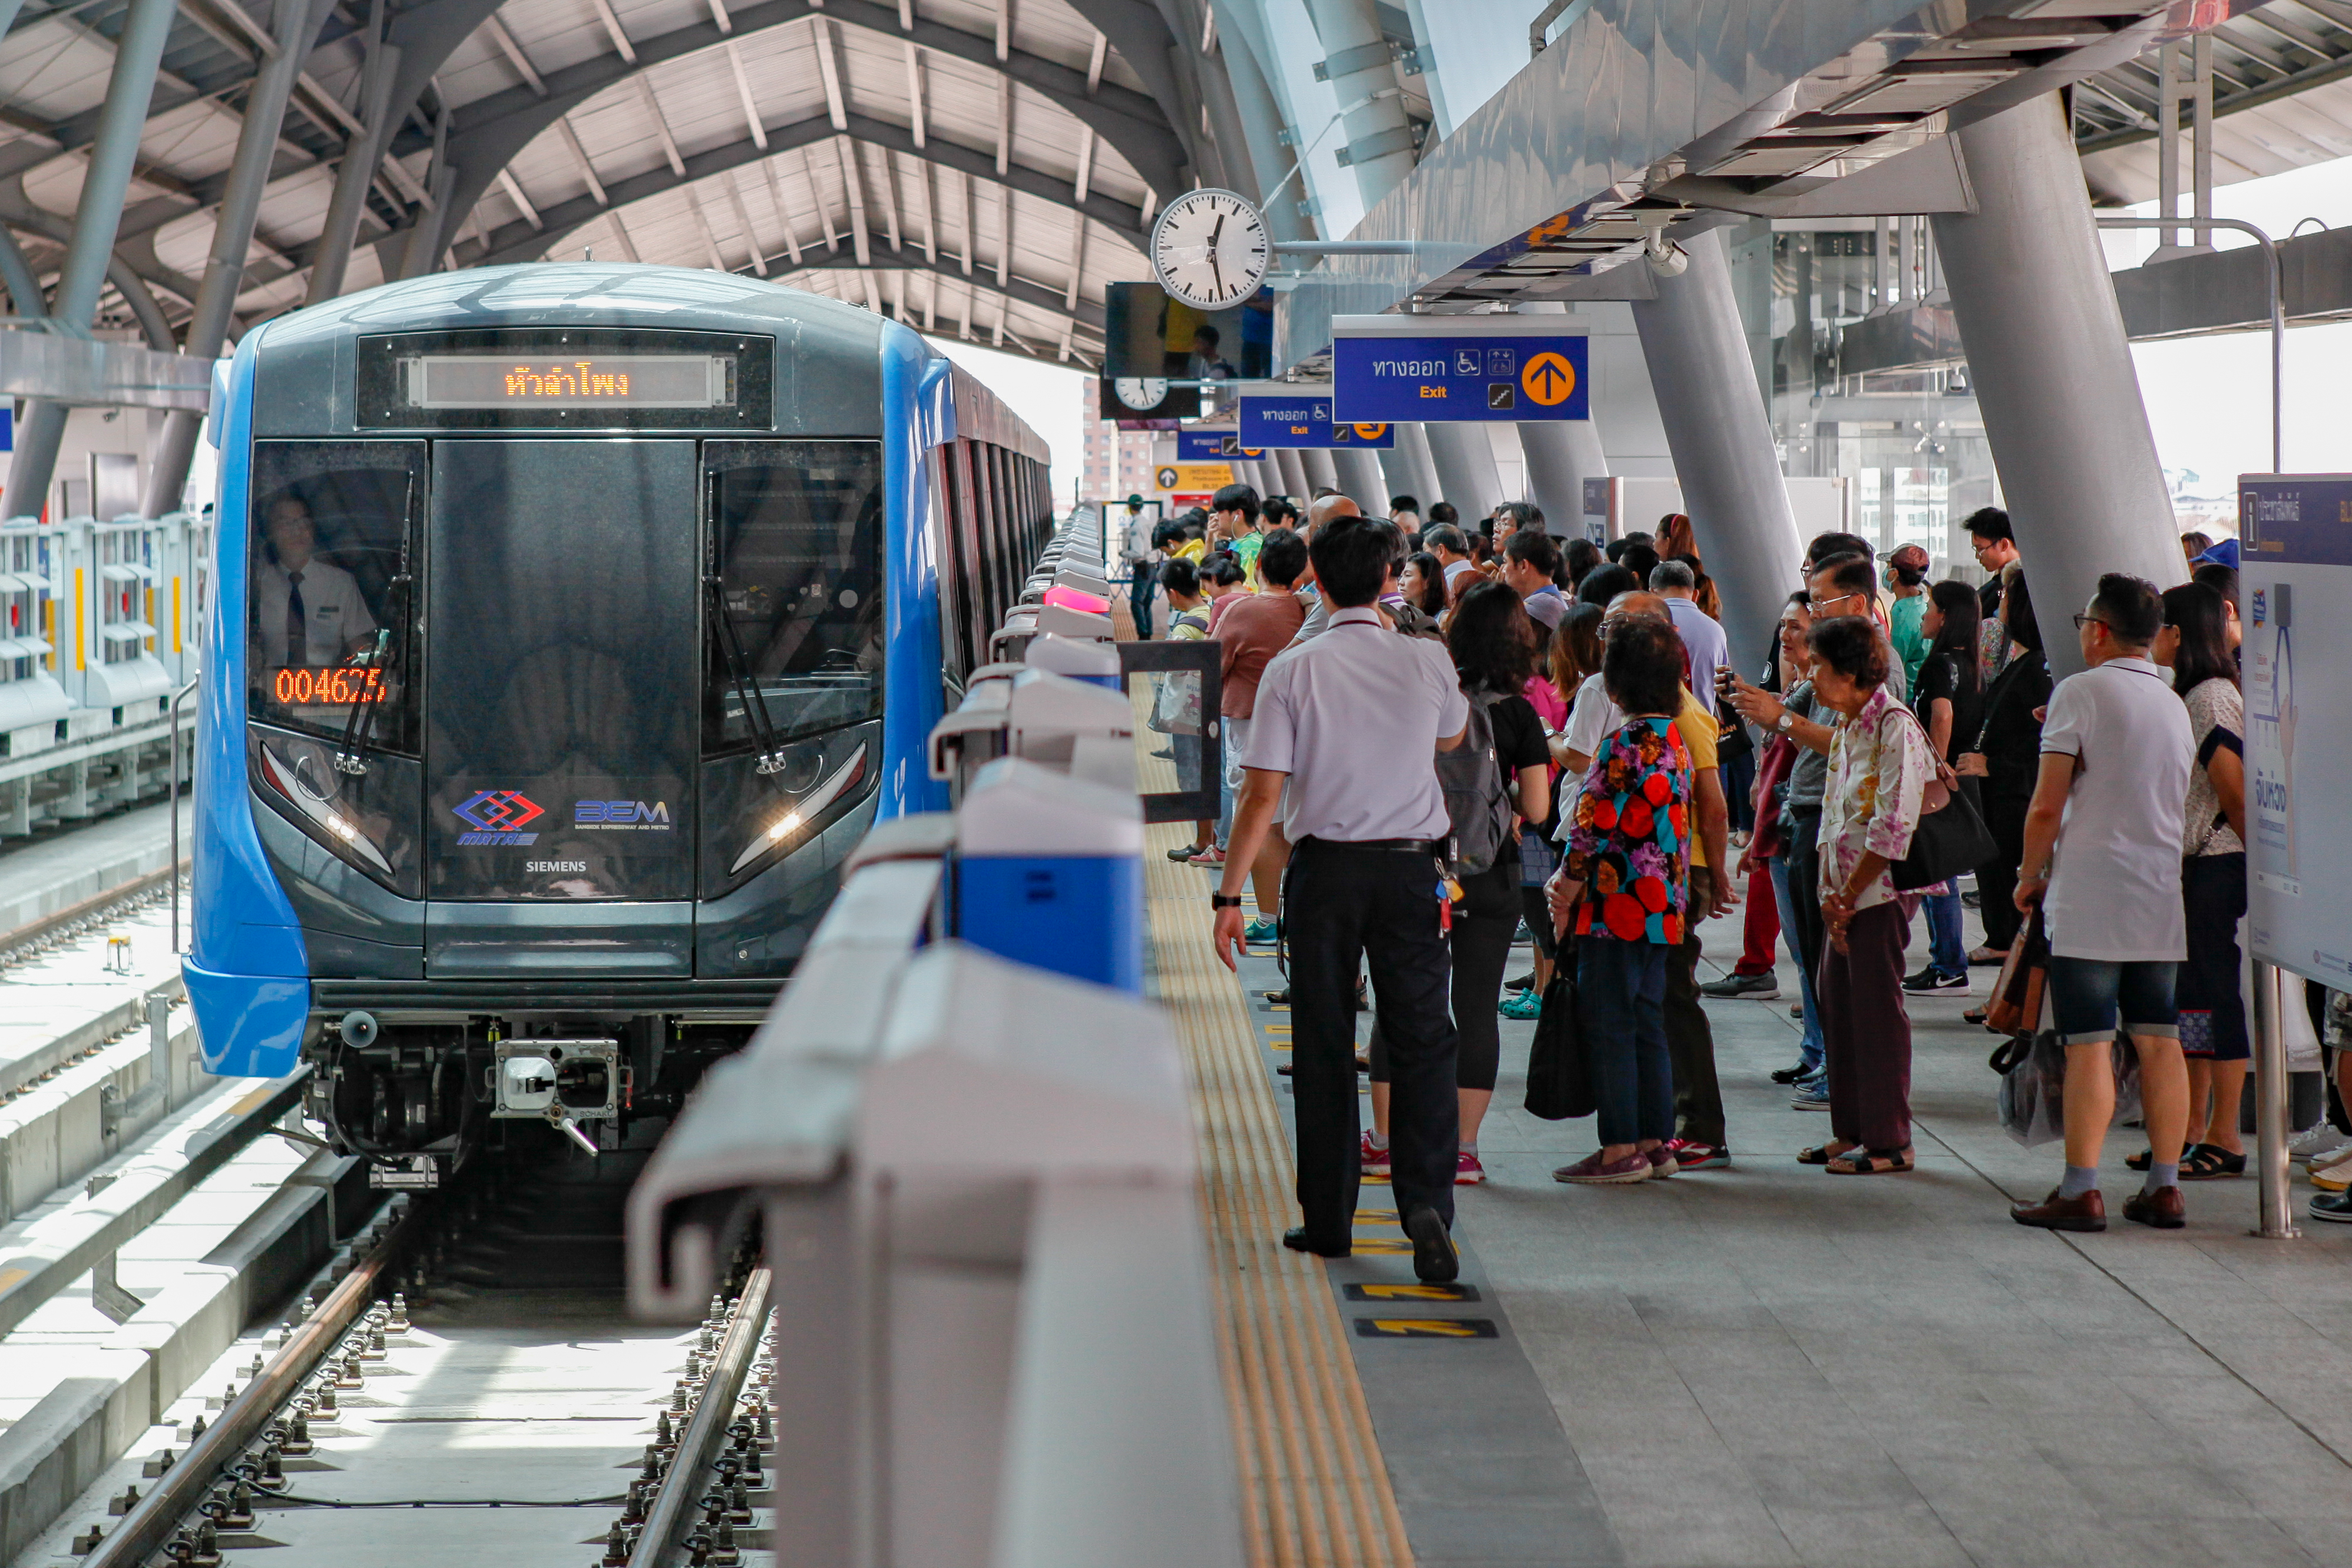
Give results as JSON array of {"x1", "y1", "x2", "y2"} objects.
[
  {"x1": 1807, "y1": 591, "x2": 1861, "y2": 611},
  {"x1": 2071, "y1": 614, "x2": 2110, "y2": 633}
]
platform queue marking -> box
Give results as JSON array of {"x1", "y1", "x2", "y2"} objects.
[{"x1": 1354, "y1": 1318, "x2": 1499, "y2": 1339}]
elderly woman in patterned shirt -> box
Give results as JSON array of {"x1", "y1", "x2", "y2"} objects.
[{"x1": 1804, "y1": 615, "x2": 1933, "y2": 1176}]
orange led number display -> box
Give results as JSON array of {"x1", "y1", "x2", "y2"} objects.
[{"x1": 272, "y1": 666, "x2": 386, "y2": 705}]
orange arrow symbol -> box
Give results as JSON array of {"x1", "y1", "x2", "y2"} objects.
[{"x1": 1521, "y1": 352, "x2": 1576, "y2": 407}]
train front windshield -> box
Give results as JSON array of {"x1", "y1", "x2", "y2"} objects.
[{"x1": 245, "y1": 438, "x2": 884, "y2": 904}]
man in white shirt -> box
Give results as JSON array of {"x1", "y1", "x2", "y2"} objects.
[
  {"x1": 1651, "y1": 557, "x2": 1726, "y2": 700},
  {"x1": 1217, "y1": 515, "x2": 1470, "y2": 1283},
  {"x1": 251, "y1": 497, "x2": 377, "y2": 669},
  {"x1": 2010, "y1": 574, "x2": 2196, "y2": 1235}
]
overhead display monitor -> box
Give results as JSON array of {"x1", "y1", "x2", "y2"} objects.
[{"x1": 1103, "y1": 282, "x2": 1273, "y2": 383}]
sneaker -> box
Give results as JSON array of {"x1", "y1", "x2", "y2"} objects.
[
  {"x1": 1359, "y1": 1132, "x2": 1390, "y2": 1176},
  {"x1": 1668, "y1": 1139, "x2": 1731, "y2": 1171},
  {"x1": 1192, "y1": 846, "x2": 1226, "y2": 865},
  {"x1": 1553, "y1": 1149, "x2": 1652, "y2": 1185},
  {"x1": 1498, "y1": 989, "x2": 1543, "y2": 1021},
  {"x1": 1454, "y1": 1151, "x2": 1487, "y2": 1185},
  {"x1": 1901, "y1": 967, "x2": 1970, "y2": 993},
  {"x1": 2309, "y1": 1192, "x2": 2352, "y2": 1224},
  {"x1": 1790, "y1": 1081, "x2": 1832, "y2": 1112},
  {"x1": 1243, "y1": 916, "x2": 1280, "y2": 944},
  {"x1": 1769, "y1": 1061, "x2": 1811, "y2": 1086},
  {"x1": 1644, "y1": 1146, "x2": 1678, "y2": 1178},
  {"x1": 1700, "y1": 971, "x2": 1781, "y2": 1000},
  {"x1": 2289, "y1": 1124, "x2": 2352, "y2": 1165},
  {"x1": 2314, "y1": 1161, "x2": 2351, "y2": 1195},
  {"x1": 1506, "y1": 971, "x2": 1536, "y2": 992},
  {"x1": 2309, "y1": 1141, "x2": 2352, "y2": 1176}
]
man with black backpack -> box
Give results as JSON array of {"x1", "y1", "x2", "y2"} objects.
[{"x1": 1213, "y1": 515, "x2": 1471, "y2": 1283}]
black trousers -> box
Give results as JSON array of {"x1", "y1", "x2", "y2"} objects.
[
  {"x1": 1782, "y1": 806, "x2": 1826, "y2": 987},
  {"x1": 1285, "y1": 839, "x2": 1458, "y2": 1244},
  {"x1": 1666, "y1": 865, "x2": 1725, "y2": 1146},
  {"x1": 1977, "y1": 789, "x2": 2031, "y2": 953},
  {"x1": 1366, "y1": 861, "x2": 1514, "y2": 1093}
]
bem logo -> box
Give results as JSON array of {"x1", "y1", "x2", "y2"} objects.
[
  {"x1": 574, "y1": 800, "x2": 674, "y2": 828},
  {"x1": 452, "y1": 790, "x2": 544, "y2": 845}
]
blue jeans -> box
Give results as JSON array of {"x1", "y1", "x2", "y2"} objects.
[
  {"x1": 1577, "y1": 936, "x2": 1673, "y2": 1147},
  {"x1": 1768, "y1": 855, "x2": 1825, "y2": 1073},
  {"x1": 1923, "y1": 888, "x2": 1965, "y2": 979}
]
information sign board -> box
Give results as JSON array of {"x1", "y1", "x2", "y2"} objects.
[
  {"x1": 1236, "y1": 387, "x2": 1393, "y2": 449},
  {"x1": 1177, "y1": 430, "x2": 1264, "y2": 462},
  {"x1": 2242, "y1": 473, "x2": 2352, "y2": 986},
  {"x1": 1331, "y1": 315, "x2": 1589, "y2": 424}
]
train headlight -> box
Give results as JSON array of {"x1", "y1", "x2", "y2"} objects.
[
  {"x1": 728, "y1": 743, "x2": 867, "y2": 876},
  {"x1": 256, "y1": 740, "x2": 396, "y2": 878}
]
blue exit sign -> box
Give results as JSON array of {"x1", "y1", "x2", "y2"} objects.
[
  {"x1": 1237, "y1": 390, "x2": 1394, "y2": 449},
  {"x1": 1332, "y1": 319, "x2": 1589, "y2": 424}
]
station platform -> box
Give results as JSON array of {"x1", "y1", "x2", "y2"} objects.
[
  {"x1": 0, "y1": 799, "x2": 188, "y2": 945},
  {"x1": 1144, "y1": 823, "x2": 2352, "y2": 1568}
]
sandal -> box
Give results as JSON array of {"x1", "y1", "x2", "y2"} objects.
[
  {"x1": 2181, "y1": 1143, "x2": 2247, "y2": 1180},
  {"x1": 2126, "y1": 1147, "x2": 2152, "y2": 1171},
  {"x1": 1826, "y1": 1146, "x2": 1914, "y2": 1175},
  {"x1": 1962, "y1": 1005, "x2": 1989, "y2": 1027},
  {"x1": 1797, "y1": 1143, "x2": 1858, "y2": 1166}
]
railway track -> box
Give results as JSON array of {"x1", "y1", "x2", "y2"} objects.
[{"x1": 14, "y1": 1138, "x2": 775, "y2": 1568}]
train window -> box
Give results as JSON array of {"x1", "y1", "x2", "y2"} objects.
[
  {"x1": 703, "y1": 441, "x2": 886, "y2": 755},
  {"x1": 246, "y1": 442, "x2": 422, "y2": 755}
]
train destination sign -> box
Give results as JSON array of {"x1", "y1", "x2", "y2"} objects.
[
  {"x1": 1236, "y1": 384, "x2": 1394, "y2": 449},
  {"x1": 403, "y1": 353, "x2": 735, "y2": 409},
  {"x1": 1331, "y1": 315, "x2": 1589, "y2": 424}
]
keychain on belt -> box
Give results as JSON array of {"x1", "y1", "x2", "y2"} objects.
[{"x1": 1434, "y1": 855, "x2": 1462, "y2": 934}]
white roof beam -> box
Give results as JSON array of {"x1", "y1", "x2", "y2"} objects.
[
  {"x1": 995, "y1": 77, "x2": 1011, "y2": 174},
  {"x1": 726, "y1": 42, "x2": 768, "y2": 148},
  {"x1": 815, "y1": 18, "x2": 850, "y2": 132},
  {"x1": 958, "y1": 168, "x2": 973, "y2": 275},
  {"x1": 995, "y1": 184, "x2": 1010, "y2": 286},
  {"x1": 762, "y1": 158, "x2": 805, "y2": 264},
  {"x1": 708, "y1": 0, "x2": 732, "y2": 34},
  {"x1": 636, "y1": 78, "x2": 687, "y2": 177},
  {"x1": 723, "y1": 171, "x2": 768, "y2": 274},
  {"x1": 1087, "y1": 29, "x2": 1106, "y2": 95},
  {"x1": 587, "y1": 0, "x2": 639, "y2": 64},
  {"x1": 555, "y1": 117, "x2": 608, "y2": 206},
  {"x1": 805, "y1": 147, "x2": 841, "y2": 252},
  {"x1": 994, "y1": 0, "x2": 1010, "y2": 62},
  {"x1": 497, "y1": 167, "x2": 543, "y2": 229},
  {"x1": 875, "y1": 148, "x2": 903, "y2": 250},
  {"x1": 915, "y1": 158, "x2": 936, "y2": 263},
  {"x1": 836, "y1": 139, "x2": 871, "y2": 264},
  {"x1": 482, "y1": 16, "x2": 547, "y2": 97},
  {"x1": 605, "y1": 207, "x2": 640, "y2": 261},
  {"x1": 1064, "y1": 219, "x2": 1082, "y2": 309},
  {"x1": 1073, "y1": 125, "x2": 1094, "y2": 203},
  {"x1": 904, "y1": 41, "x2": 926, "y2": 149},
  {"x1": 689, "y1": 198, "x2": 729, "y2": 272}
]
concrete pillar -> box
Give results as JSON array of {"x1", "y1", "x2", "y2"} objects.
[
  {"x1": 1328, "y1": 447, "x2": 1385, "y2": 508},
  {"x1": 1375, "y1": 442, "x2": 1423, "y2": 512},
  {"x1": 1298, "y1": 448, "x2": 1338, "y2": 495},
  {"x1": 1933, "y1": 95, "x2": 2179, "y2": 679},
  {"x1": 1630, "y1": 227, "x2": 1804, "y2": 675},
  {"x1": 143, "y1": 0, "x2": 337, "y2": 518},
  {"x1": 1302, "y1": 0, "x2": 1419, "y2": 209},
  {"x1": 1272, "y1": 449, "x2": 1309, "y2": 499},
  {"x1": 1422, "y1": 422, "x2": 1503, "y2": 519},
  {"x1": 1394, "y1": 424, "x2": 1441, "y2": 510},
  {"x1": 1519, "y1": 419, "x2": 1608, "y2": 535},
  {"x1": 0, "y1": 0, "x2": 178, "y2": 524}
]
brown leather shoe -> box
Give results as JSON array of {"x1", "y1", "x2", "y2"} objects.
[
  {"x1": 2011, "y1": 1187, "x2": 2107, "y2": 1232},
  {"x1": 2121, "y1": 1186, "x2": 2186, "y2": 1229}
]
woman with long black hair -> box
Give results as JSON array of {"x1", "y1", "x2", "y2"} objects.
[
  {"x1": 1904, "y1": 580, "x2": 1984, "y2": 993},
  {"x1": 1364, "y1": 581, "x2": 1552, "y2": 1185},
  {"x1": 2143, "y1": 581, "x2": 2249, "y2": 1179},
  {"x1": 1957, "y1": 568, "x2": 2052, "y2": 988}
]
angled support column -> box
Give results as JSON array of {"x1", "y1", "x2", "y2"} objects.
[
  {"x1": 0, "y1": 223, "x2": 43, "y2": 320},
  {"x1": 1518, "y1": 420, "x2": 1607, "y2": 537},
  {"x1": 1933, "y1": 95, "x2": 2178, "y2": 679},
  {"x1": 1385, "y1": 424, "x2": 1440, "y2": 512},
  {"x1": 144, "y1": 0, "x2": 339, "y2": 517},
  {"x1": 1272, "y1": 449, "x2": 1308, "y2": 500},
  {"x1": 1298, "y1": 448, "x2": 1338, "y2": 495},
  {"x1": 1302, "y1": 0, "x2": 1417, "y2": 208},
  {"x1": 0, "y1": 0, "x2": 178, "y2": 523},
  {"x1": 1630, "y1": 227, "x2": 1803, "y2": 671},
  {"x1": 1421, "y1": 422, "x2": 1501, "y2": 519},
  {"x1": 1328, "y1": 447, "x2": 1384, "y2": 508},
  {"x1": 306, "y1": 35, "x2": 404, "y2": 304}
]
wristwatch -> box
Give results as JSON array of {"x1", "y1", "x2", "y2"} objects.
[
  {"x1": 1775, "y1": 710, "x2": 1796, "y2": 734},
  {"x1": 1211, "y1": 893, "x2": 1246, "y2": 909}
]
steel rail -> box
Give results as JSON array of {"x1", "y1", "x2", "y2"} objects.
[
  {"x1": 81, "y1": 1188, "x2": 433, "y2": 1568},
  {"x1": 628, "y1": 1266, "x2": 772, "y2": 1568}
]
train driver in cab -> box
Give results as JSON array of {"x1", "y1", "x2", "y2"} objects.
[{"x1": 253, "y1": 494, "x2": 377, "y2": 669}]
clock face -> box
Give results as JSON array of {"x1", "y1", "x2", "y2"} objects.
[
  {"x1": 1150, "y1": 188, "x2": 1271, "y2": 311},
  {"x1": 1114, "y1": 377, "x2": 1168, "y2": 411}
]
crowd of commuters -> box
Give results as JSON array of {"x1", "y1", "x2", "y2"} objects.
[{"x1": 1137, "y1": 479, "x2": 2349, "y2": 1276}]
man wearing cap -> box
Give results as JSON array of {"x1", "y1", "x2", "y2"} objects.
[{"x1": 1883, "y1": 543, "x2": 1932, "y2": 695}]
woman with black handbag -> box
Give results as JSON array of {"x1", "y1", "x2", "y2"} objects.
[{"x1": 1906, "y1": 581, "x2": 1987, "y2": 993}]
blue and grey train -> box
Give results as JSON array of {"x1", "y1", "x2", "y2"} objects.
[{"x1": 186, "y1": 264, "x2": 1053, "y2": 1172}]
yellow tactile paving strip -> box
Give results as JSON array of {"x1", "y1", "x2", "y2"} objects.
[{"x1": 1117, "y1": 619, "x2": 1413, "y2": 1568}]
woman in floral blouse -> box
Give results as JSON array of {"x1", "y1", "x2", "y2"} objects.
[
  {"x1": 1544, "y1": 616, "x2": 1693, "y2": 1185},
  {"x1": 1805, "y1": 615, "x2": 1933, "y2": 1175}
]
